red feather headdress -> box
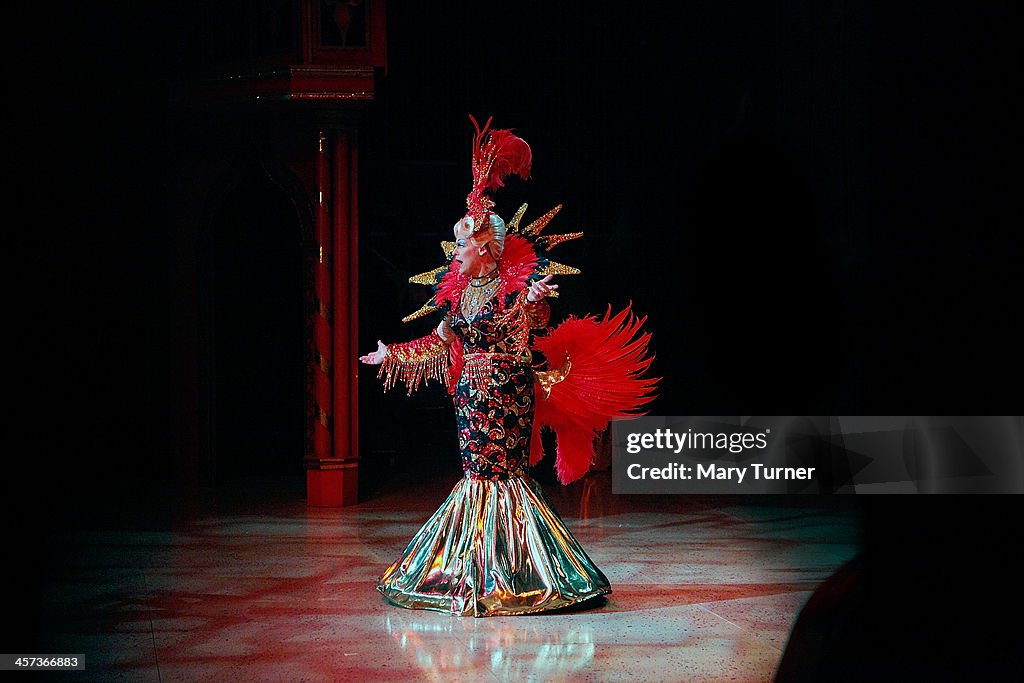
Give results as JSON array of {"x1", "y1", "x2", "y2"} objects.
[{"x1": 466, "y1": 115, "x2": 532, "y2": 232}]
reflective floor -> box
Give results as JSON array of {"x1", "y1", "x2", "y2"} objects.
[{"x1": 37, "y1": 471, "x2": 861, "y2": 682}]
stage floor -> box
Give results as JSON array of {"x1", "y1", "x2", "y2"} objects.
[{"x1": 37, "y1": 471, "x2": 861, "y2": 682}]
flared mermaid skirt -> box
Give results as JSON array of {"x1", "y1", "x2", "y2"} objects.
[{"x1": 376, "y1": 474, "x2": 611, "y2": 617}]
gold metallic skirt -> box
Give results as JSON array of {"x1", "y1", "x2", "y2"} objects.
[{"x1": 376, "y1": 474, "x2": 611, "y2": 617}]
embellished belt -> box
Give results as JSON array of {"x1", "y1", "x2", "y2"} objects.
[
  {"x1": 462, "y1": 352, "x2": 529, "y2": 363},
  {"x1": 461, "y1": 352, "x2": 530, "y2": 391}
]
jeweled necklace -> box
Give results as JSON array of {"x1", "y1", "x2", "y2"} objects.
[
  {"x1": 462, "y1": 268, "x2": 501, "y2": 320},
  {"x1": 469, "y1": 267, "x2": 498, "y2": 286}
]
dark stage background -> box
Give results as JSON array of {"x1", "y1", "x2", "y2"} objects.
[{"x1": 9, "y1": 1, "x2": 1021, "y2": 671}]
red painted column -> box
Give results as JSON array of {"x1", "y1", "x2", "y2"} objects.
[
  {"x1": 306, "y1": 130, "x2": 342, "y2": 506},
  {"x1": 331, "y1": 130, "x2": 359, "y2": 506},
  {"x1": 305, "y1": 127, "x2": 360, "y2": 507}
]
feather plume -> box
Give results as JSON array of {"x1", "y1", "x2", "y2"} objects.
[
  {"x1": 482, "y1": 129, "x2": 532, "y2": 190},
  {"x1": 466, "y1": 115, "x2": 532, "y2": 227},
  {"x1": 532, "y1": 304, "x2": 659, "y2": 484}
]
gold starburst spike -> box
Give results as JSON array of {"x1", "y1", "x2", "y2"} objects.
[
  {"x1": 408, "y1": 265, "x2": 448, "y2": 286},
  {"x1": 536, "y1": 231, "x2": 583, "y2": 251},
  {"x1": 402, "y1": 302, "x2": 440, "y2": 323},
  {"x1": 522, "y1": 204, "x2": 563, "y2": 236},
  {"x1": 507, "y1": 203, "x2": 529, "y2": 232},
  {"x1": 540, "y1": 261, "x2": 582, "y2": 276},
  {"x1": 442, "y1": 241, "x2": 456, "y2": 259}
]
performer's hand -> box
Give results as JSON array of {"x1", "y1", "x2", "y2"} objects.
[
  {"x1": 359, "y1": 340, "x2": 387, "y2": 365},
  {"x1": 527, "y1": 274, "x2": 558, "y2": 302}
]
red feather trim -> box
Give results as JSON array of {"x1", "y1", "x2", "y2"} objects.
[
  {"x1": 447, "y1": 340, "x2": 463, "y2": 395},
  {"x1": 553, "y1": 424, "x2": 598, "y2": 486},
  {"x1": 532, "y1": 303, "x2": 659, "y2": 484},
  {"x1": 434, "y1": 261, "x2": 469, "y2": 311},
  {"x1": 495, "y1": 235, "x2": 537, "y2": 310}
]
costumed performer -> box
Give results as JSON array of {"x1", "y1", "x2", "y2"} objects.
[{"x1": 360, "y1": 116, "x2": 658, "y2": 617}]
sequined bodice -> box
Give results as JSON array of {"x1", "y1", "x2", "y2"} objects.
[{"x1": 448, "y1": 293, "x2": 521, "y2": 355}]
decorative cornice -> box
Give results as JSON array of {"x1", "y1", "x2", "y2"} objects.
[{"x1": 180, "y1": 64, "x2": 377, "y2": 107}]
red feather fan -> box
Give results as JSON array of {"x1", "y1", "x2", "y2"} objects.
[{"x1": 531, "y1": 304, "x2": 659, "y2": 484}]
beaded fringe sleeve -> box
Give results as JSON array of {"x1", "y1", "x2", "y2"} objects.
[{"x1": 378, "y1": 331, "x2": 452, "y2": 395}]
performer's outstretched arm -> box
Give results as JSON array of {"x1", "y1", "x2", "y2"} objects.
[{"x1": 359, "y1": 319, "x2": 454, "y2": 394}]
